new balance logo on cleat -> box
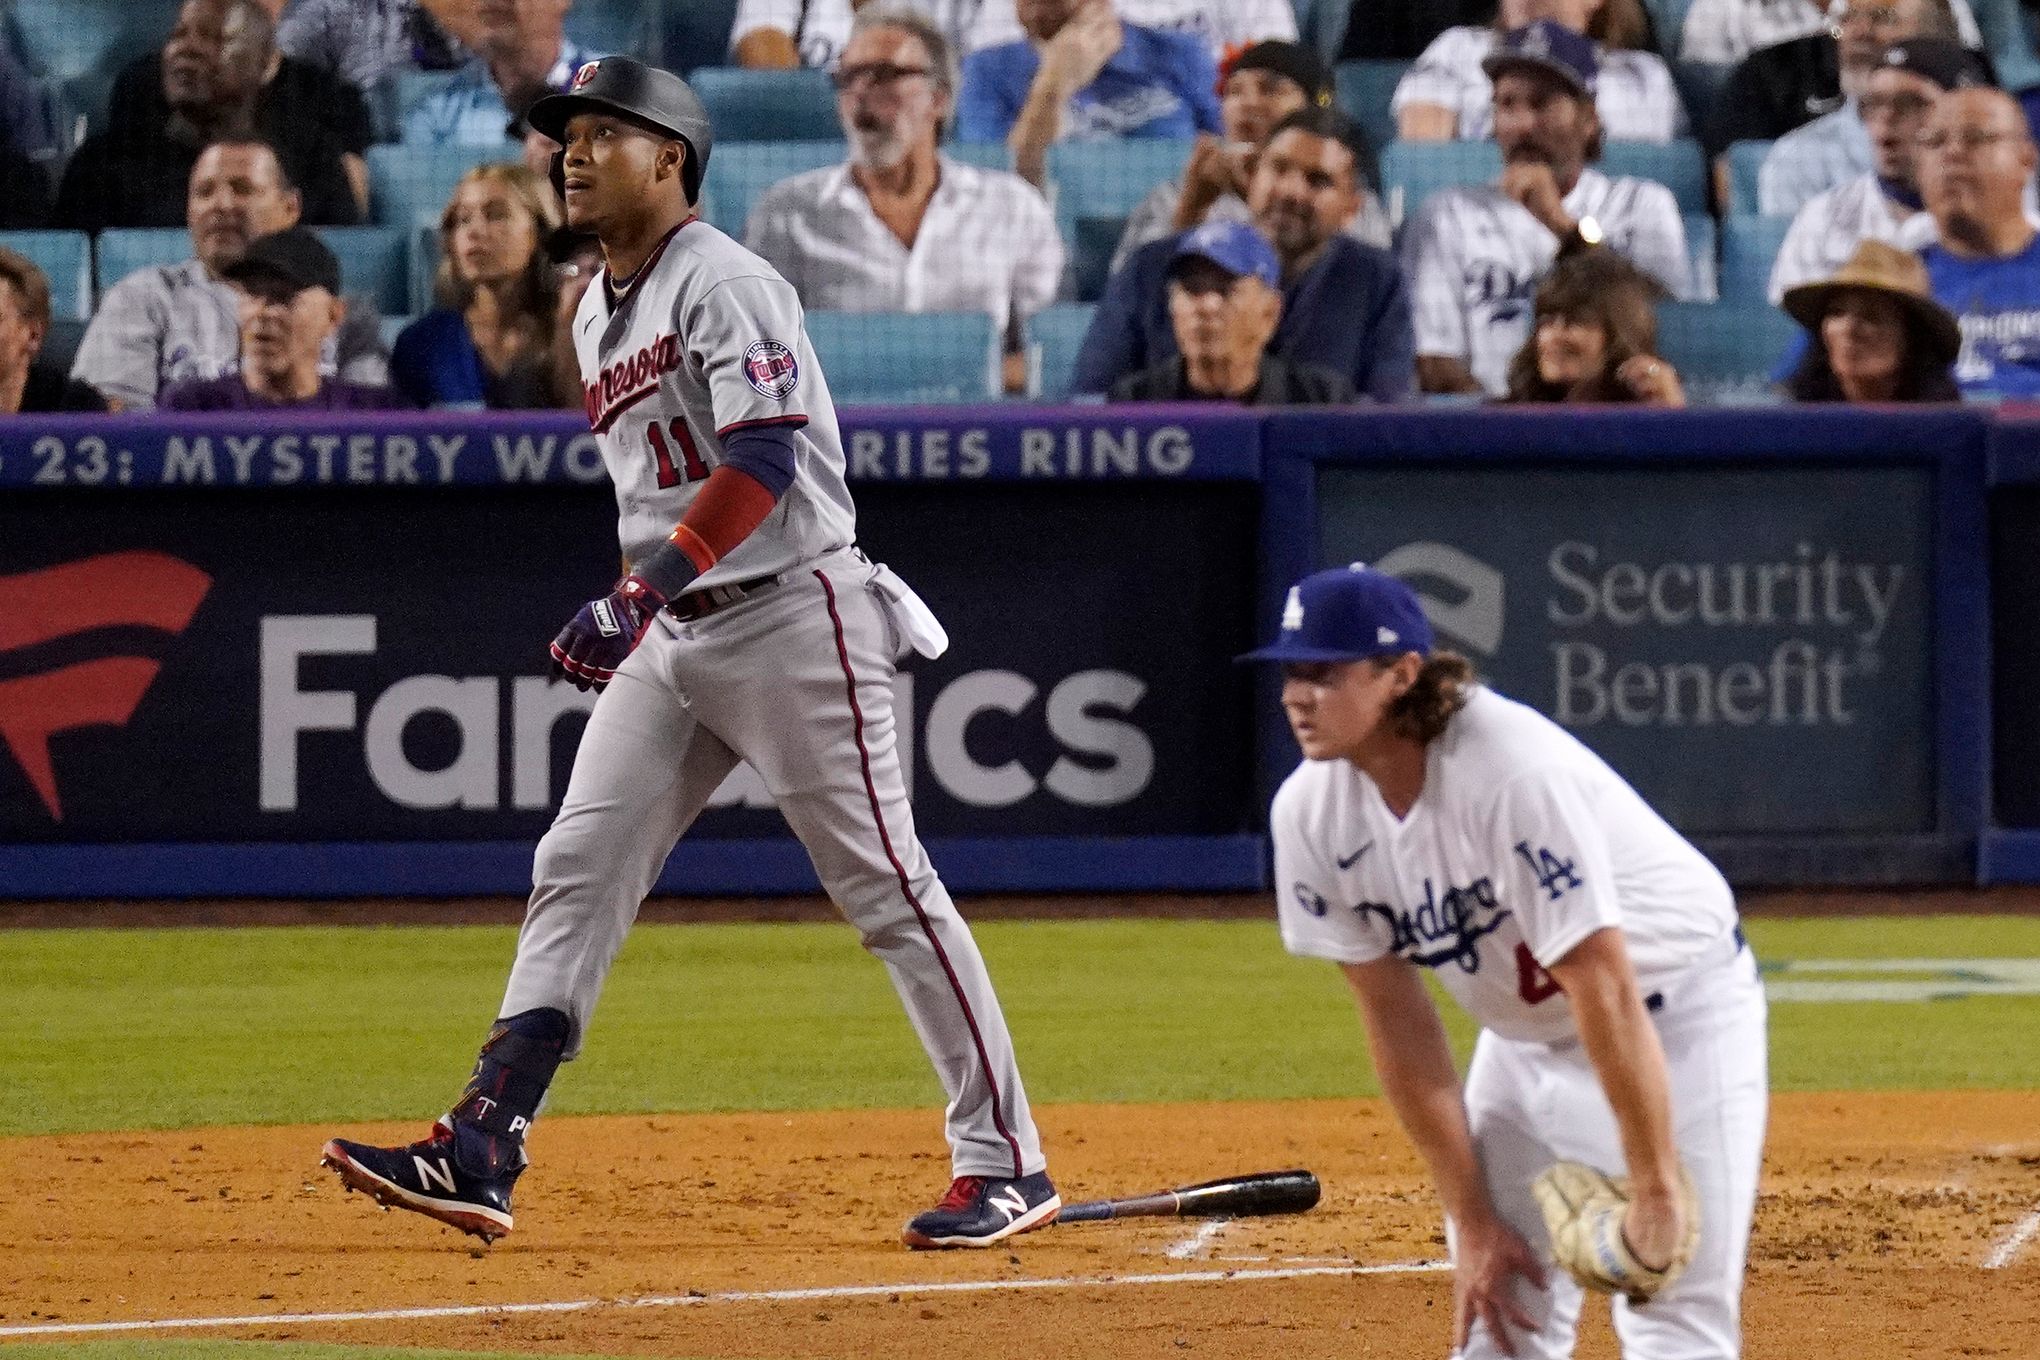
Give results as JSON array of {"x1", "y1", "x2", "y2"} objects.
[
  {"x1": 319, "y1": 1121, "x2": 519, "y2": 1244},
  {"x1": 902, "y1": 1171, "x2": 1060, "y2": 1249}
]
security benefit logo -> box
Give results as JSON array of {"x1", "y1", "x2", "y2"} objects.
[{"x1": 0, "y1": 552, "x2": 212, "y2": 819}]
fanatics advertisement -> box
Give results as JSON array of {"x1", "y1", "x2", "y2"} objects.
[
  {"x1": 0, "y1": 483, "x2": 1256, "y2": 847},
  {"x1": 1315, "y1": 464, "x2": 1938, "y2": 835}
]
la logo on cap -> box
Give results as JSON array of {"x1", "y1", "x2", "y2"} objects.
[
  {"x1": 572, "y1": 60, "x2": 601, "y2": 89},
  {"x1": 1282, "y1": 586, "x2": 1304, "y2": 631}
]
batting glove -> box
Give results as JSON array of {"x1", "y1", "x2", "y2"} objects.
[{"x1": 548, "y1": 576, "x2": 668, "y2": 692}]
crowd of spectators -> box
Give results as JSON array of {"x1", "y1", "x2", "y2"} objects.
[{"x1": 10, "y1": 0, "x2": 2040, "y2": 413}]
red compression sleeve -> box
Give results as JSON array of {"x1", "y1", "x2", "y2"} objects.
[{"x1": 668, "y1": 465, "x2": 779, "y2": 573}]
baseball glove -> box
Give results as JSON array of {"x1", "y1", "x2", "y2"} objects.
[{"x1": 1531, "y1": 1160, "x2": 1700, "y2": 1304}]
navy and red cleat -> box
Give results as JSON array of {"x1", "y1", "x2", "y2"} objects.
[
  {"x1": 320, "y1": 1120, "x2": 518, "y2": 1244},
  {"x1": 901, "y1": 1171, "x2": 1060, "y2": 1248}
]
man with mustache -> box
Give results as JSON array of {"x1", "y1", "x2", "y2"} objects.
[
  {"x1": 157, "y1": 227, "x2": 406, "y2": 410},
  {"x1": 1402, "y1": 21, "x2": 1690, "y2": 396},
  {"x1": 745, "y1": 6, "x2": 1062, "y2": 394},
  {"x1": 69, "y1": 138, "x2": 387, "y2": 411},
  {"x1": 1072, "y1": 106, "x2": 1413, "y2": 400},
  {"x1": 1917, "y1": 85, "x2": 2040, "y2": 395}
]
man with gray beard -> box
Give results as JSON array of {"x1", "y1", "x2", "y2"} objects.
[{"x1": 744, "y1": 6, "x2": 1063, "y2": 393}]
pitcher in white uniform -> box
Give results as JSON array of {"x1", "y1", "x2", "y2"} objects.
[
  {"x1": 1243, "y1": 564, "x2": 1767, "y2": 1359},
  {"x1": 320, "y1": 57, "x2": 1056, "y2": 1252}
]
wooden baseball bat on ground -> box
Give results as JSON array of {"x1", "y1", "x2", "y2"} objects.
[{"x1": 1055, "y1": 1170, "x2": 1321, "y2": 1223}]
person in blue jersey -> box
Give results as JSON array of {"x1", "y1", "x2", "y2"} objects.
[
  {"x1": 955, "y1": 0, "x2": 1220, "y2": 188},
  {"x1": 1916, "y1": 85, "x2": 2040, "y2": 398}
]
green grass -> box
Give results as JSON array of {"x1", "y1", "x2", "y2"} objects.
[
  {"x1": 0, "y1": 1347, "x2": 686, "y2": 1360},
  {"x1": 2, "y1": 915, "x2": 2035, "y2": 1138}
]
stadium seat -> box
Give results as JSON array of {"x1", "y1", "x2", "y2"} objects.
[
  {"x1": 93, "y1": 227, "x2": 412, "y2": 315},
  {"x1": 1654, "y1": 300, "x2": 1798, "y2": 402},
  {"x1": 1670, "y1": 60, "x2": 1730, "y2": 136},
  {"x1": 566, "y1": 0, "x2": 656, "y2": 63},
  {"x1": 1720, "y1": 215, "x2": 1792, "y2": 304},
  {"x1": 368, "y1": 142, "x2": 513, "y2": 229},
  {"x1": 692, "y1": 68, "x2": 841, "y2": 142},
  {"x1": 699, "y1": 139, "x2": 846, "y2": 237},
  {"x1": 1334, "y1": 60, "x2": 1409, "y2": 159},
  {"x1": 1383, "y1": 138, "x2": 1710, "y2": 223},
  {"x1": 663, "y1": 0, "x2": 741, "y2": 71},
  {"x1": 380, "y1": 314, "x2": 415, "y2": 350},
  {"x1": 0, "y1": 230, "x2": 91, "y2": 320},
  {"x1": 1725, "y1": 140, "x2": 1775, "y2": 217},
  {"x1": 804, "y1": 310, "x2": 997, "y2": 403},
  {"x1": 1028, "y1": 302, "x2": 1097, "y2": 400},
  {"x1": 1045, "y1": 139, "x2": 1195, "y2": 300},
  {"x1": 1683, "y1": 213, "x2": 1717, "y2": 302}
]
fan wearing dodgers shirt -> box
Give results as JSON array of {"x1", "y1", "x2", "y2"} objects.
[
  {"x1": 1401, "y1": 21, "x2": 1691, "y2": 397},
  {"x1": 1243, "y1": 565, "x2": 1767, "y2": 1359},
  {"x1": 318, "y1": 56, "x2": 1059, "y2": 1253}
]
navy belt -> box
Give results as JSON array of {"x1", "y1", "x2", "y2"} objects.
[{"x1": 665, "y1": 571, "x2": 784, "y2": 622}]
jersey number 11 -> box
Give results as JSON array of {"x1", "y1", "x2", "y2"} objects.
[{"x1": 647, "y1": 419, "x2": 710, "y2": 488}]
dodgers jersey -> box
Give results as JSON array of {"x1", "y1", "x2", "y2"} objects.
[
  {"x1": 1402, "y1": 168, "x2": 1692, "y2": 395},
  {"x1": 1272, "y1": 687, "x2": 1736, "y2": 1044},
  {"x1": 574, "y1": 218, "x2": 856, "y2": 586}
]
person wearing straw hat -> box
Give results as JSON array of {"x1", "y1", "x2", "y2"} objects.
[{"x1": 1780, "y1": 238, "x2": 1963, "y2": 400}]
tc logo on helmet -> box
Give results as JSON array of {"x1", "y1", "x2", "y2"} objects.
[{"x1": 572, "y1": 61, "x2": 601, "y2": 90}]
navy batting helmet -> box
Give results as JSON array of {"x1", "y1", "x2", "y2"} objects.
[{"x1": 529, "y1": 57, "x2": 714, "y2": 202}]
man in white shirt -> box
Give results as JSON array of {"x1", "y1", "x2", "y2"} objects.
[
  {"x1": 730, "y1": 0, "x2": 979, "y2": 70},
  {"x1": 71, "y1": 138, "x2": 386, "y2": 410},
  {"x1": 1681, "y1": 0, "x2": 1977, "y2": 65},
  {"x1": 1769, "y1": 37, "x2": 1986, "y2": 301},
  {"x1": 1392, "y1": 0, "x2": 1687, "y2": 144},
  {"x1": 962, "y1": 0, "x2": 1295, "y2": 62},
  {"x1": 745, "y1": 6, "x2": 1063, "y2": 393},
  {"x1": 1756, "y1": 0, "x2": 1960, "y2": 217},
  {"x1": 1246, "y1": 563, "x2": 1765, "y2": 1360},
  {"x1": 1403, "y1": 22, "x2": 1691, "y2": 395}
]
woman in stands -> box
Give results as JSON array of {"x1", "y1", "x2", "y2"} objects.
[
  {"x1": 1392, "y1": 0, "x2": 1686, "y2": 143},
  {"x1": 391, "y1": 164, "x2": 563, "y2": 409},
  {"x1": 1780, "y1": 240, "x2": 1962, "y2": 403},
  {"x1": 1503, "y1": 249, "x2": 1686, "y2": 405}
]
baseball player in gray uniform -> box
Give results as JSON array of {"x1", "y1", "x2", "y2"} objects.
[{"x1": 321, "y1": 57, "x2": 1056, "y2": 1251}]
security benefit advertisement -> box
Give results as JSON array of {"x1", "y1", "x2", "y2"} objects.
[
  {"x1": 1318, "y1": 465, "x2": 1934, "y2": 834},
  {"x1": 0, "y1": 486, "x2": 1254, "y2": 843}
]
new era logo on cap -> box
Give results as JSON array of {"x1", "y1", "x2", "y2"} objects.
[
  {"x1": 1283, "y1": 587, "x2": 1305, "y2": 631},
  {"x1": 1377, "y1": 626, "x2": 1399, "y2": 646}
]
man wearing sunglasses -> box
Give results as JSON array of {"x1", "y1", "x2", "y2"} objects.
[{"x1": 745, "y1": 7, "x2": 1062, "y2": 394}]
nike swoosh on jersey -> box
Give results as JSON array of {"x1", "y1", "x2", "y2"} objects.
[{"x1": 1337, "y1": 842, "x2": 1375, "y2": 870}]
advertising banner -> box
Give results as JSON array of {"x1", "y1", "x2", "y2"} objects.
[{"x1": 1312, "y1": 464, "x2": 1935, "y2": 834}]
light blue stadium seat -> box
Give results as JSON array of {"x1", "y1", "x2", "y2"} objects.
[
  {"x1": 1725, "y1": 140, "x2": 1775, "y2": 217},
  {"x1": 1655, "y1": 300, "x2": 1799, "y2": 403},
  {"x1": 1028, "y1": 302, "x2": 1097, "y2": 400},
  {"x1": 1683, "y1": 213, "x2": 1717, "y2": 302},
  {"x1": 368, "y1": 143, "x2": 516, "y2": 229},
  {"x1": 692, "y1": 67, "x2": 841, "y2": 142},
  {"x1": 94, "y1": 227, "x2": 411, "y2": 315},
  {"x1": 1720, "y1": 215, "x2": 1791, "y2": 304},
  {"x1": 1383, "y1": 138, "x2": 1710, "y2": 223},
  {"x1": 0, "y1": 230, "x2": 91, "y2": 320},
  {"x1": 700, "y1": 139, "x2": 845, "y2": 236},
  {"x1": 1046, "y1": 139, "x2": 1195, "y2": 300},
  {"x1": 805, "y1": 310, "x2": 997, "y2": 403},
  {"x1": 1334, "y1": 60, "x2": 1409, "y2": 159}
]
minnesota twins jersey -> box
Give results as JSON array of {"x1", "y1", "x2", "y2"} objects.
[
  {"x1": 1402, "y1": 169, "x2": 1692, "y2": 395},
  {"x1": 574, "y1": 218, "x2": 857, "y2": 585},
  {"x1": 1272, "y1": 687, "x2": 1736, "y2": 1044}
]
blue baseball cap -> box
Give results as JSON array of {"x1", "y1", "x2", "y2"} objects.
[
  {"x1": 1170, "y1": 219, "x2": 1281, "y2": 289},
  {"x1": 1238, "y1": 565, "x2": 1435, "y2": 664},
  {"x1": 1482, "y1": 20, "x2": 1598, "y2": 99}
]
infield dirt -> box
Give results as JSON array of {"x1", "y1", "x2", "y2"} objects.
[{"x1": 3, "y1": 1092, "x2": 2036, "y2": 1358}]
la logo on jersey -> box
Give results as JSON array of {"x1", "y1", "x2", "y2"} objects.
[{"x1": 744, "y1": 339, "x2": 799, "y2": 399}]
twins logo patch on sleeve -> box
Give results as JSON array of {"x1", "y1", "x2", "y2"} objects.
[{"x1": 744, "y1": 339, "x2": 799, "y2": 398}]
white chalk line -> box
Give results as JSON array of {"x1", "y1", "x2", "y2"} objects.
[
  {"x1": 1165, "y1": 1219, "x2": 1230, "y2": 1260},
  {"x1": 1983, "y1": 1205, "x2": 2040, "y2": 1270},
  {"x1": 0, "y1": 1260, "x2": 1450, "y2": 1340}
]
